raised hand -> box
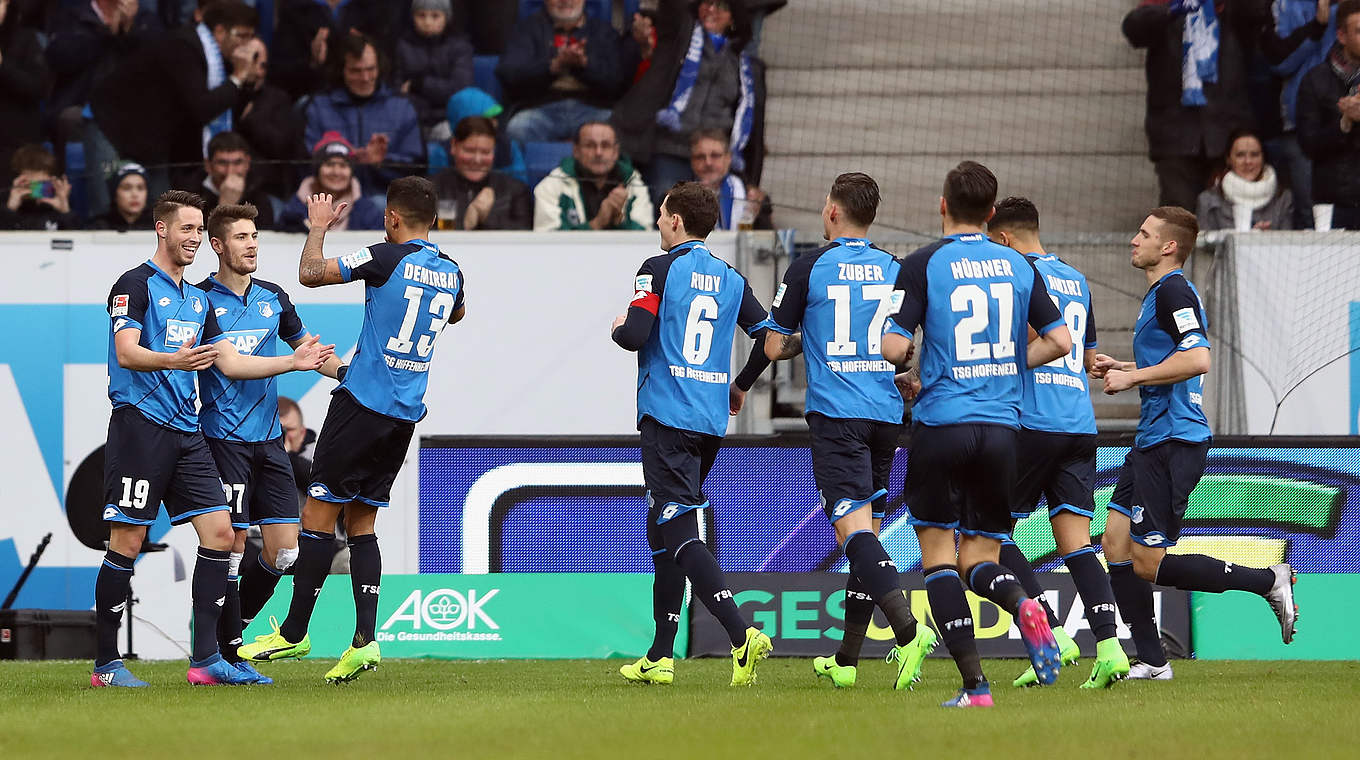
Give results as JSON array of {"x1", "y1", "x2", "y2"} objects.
[{"x1": 307, "y1": 193, "x2": 350, "y2": 231}]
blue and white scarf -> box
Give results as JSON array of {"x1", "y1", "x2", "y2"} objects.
[
  {"x1": 197, "y1": 23, "x2": 232, "y2": 155},
  {"x1": 657, "y1": 23, "x2": 757, "y2": 172},
  {"x1": 1171, "y1": 0, "x2": 1219, "y2": 106},
  {"x1": 717, "y1": 173, "x2": 746, "y2": 230}
]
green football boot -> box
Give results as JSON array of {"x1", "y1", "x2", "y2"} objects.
[
  {"x1": 324, "y1": 642, "x2": 381, "y2": 684},
  {"x1": 619, "y1": 655, "x2": 675, "y2": 685},
  {"x1": 812, "y1": 656, "x2": 857, "y2": 688},
  {"x1": 1079, "y1": 638, "x2": 1131, "y2": 689},
  {"x1": 1012, "y1": 625, "x2": 1080, "y2": 687},
  {"x1": 730, "y1": 627, "x2": 773, "y2": 686},
  {"x1": 237, "y1": 616, "x2": 311, "y2": 662},
  {"x1": 887, "y1": 624, "x2": 938, "y2": 690}
]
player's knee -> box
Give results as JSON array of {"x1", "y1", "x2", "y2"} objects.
[
  {"x1": 108, "y1": 525, "x2": 146, "y2": 557},
  {"x1": 232, "y1": 529, "x2": 247, "y2": 554},
  {"x1": 203, "y1": 523, "x2": 235, "y2": 552},
  {"x1": 659, "y1": 511, "x2": 701, "y2": 558},
  {"x1": 274, "y1": 547, "x2": 299, "y2": 573},
  {"x1": 1132, "y1": 550, "x2": 1161, "y2": 582}
]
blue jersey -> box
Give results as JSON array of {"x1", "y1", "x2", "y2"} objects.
[
  {"x1": 1132, "y1": 269, "x2": 1211, "y2": 449},
  {"x1": 195, "y1": 275, "x2": 308, "y2": 442},
  {"x1": 106, "y1": 260, "x2": 222, "y2": 432},
  {"x1": 1021, "y1": 254, "x2": 1098, "y2": 435},
  {"x1": 633, "y1": 241, "x2": 767, "y2": 437},
  {"x1": 335, "y1": 239, "x2": 465, "y2": 422},
  {"x1": 887, "y1": 233, "x2": 1063, "y2": 428},
  {"x1": 767, "y1": 237, "x2": 903, "y2": 423}
]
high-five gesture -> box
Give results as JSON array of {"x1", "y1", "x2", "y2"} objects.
[
  {"x1": 307, "y1": 193, "x2": 350, "y2": 232},
  {"x1": 291, "y1": 333, "x2": 336, "y2": 371}
]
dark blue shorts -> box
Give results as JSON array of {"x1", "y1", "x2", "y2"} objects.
[
  {"x1": 206, "y1": 437, "x2": 300, "y2": 529},
  {"x1": 904, "y1": 422, "x2": 1017, "y2": 540},
  {"x1": 1012, "y1": 429, "x2": 1097, "y2": 520},
  {"x1": 807, "y1": 413, "x2": 901, "y2": 523},
  {"x1": 102, "y1": 407, "x2": 228, "y2": 526},
  {"x1": 1108, "y1": 441, "x2": 1209, "y2": 547},
  {"x1": 308, "y1": 391, "x2": 414, "y2": 508}
]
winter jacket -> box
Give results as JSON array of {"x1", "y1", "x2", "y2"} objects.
[
  {"x1": 186, "y1": 169, "x2": 279, "y2": 231},
  {"x1": 1264, "y1": 1, "x2": 1337, "y2": 131},
  {"x1": 235, "y1": 84, "x2": 308, "y2": 198},
  {"x1": 1297, "y1": 56, "x2": 1360, "y2": 206},
  {"x1": 532, "y1": 157, "x2": 653, "y2": 231},
  {"x1": 277, "y1": 177, "x2": 385, "y2": 232},
  {"x1": 303, "y1": 85, "x2": 425, "y2": 190},
  {"x1": 0, "y1": 24, "x2": 48, "y2": 186},
  {"x1": 0, "y1": 199, "x2": 79, "y2": 231},
  {"x1": 270, "y1": 0, "x2": 397, "y2": 100},
  {"x1": 394, "y1": 28, "x2": 475, "y2": 128},
  {"x1": 496, "y1": 9, "x2": 629, "y2": 114},
  {"x1": 1122, "y1": 2, "x2": 1262, "y2": 160},
  {"x1": 1196, "y1": 181, "x2": 1294, "y2": 231},
  {"x1": 431, "y1": 168, "x2": 532, "y2": 230},
  {"x1": 44, "y1": 6, "x2": 161, "y2": 130}
]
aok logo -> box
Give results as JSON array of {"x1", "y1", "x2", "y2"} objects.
[
  {"x1": 164, "y1": 319, "x2": 199, "y2": 348},
  {"x1": 221, "y1": 329, "x2": 268, "y2": 356},
  {"x1": 381, "y1": 588, "x2": 500, "y2": 631}
]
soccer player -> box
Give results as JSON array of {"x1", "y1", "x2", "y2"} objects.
[
  {"x1": 762, "y1": 172, "x2": 936, "y2": 690},
  {"x1": 986, "y1": 197, "x2": 1130, "y2": 689},
  {"x1": 195, "y1": 203, "x2": 344, "y2": 684},
  {"x1": 238, "y1": 179, "x2": 465, "y2": 683},
  {"x1": 612, "y1": 181, "x2": 774, "y2": 686},
  {"x1": 1093, "y1": 206, "x2": 1297, "y2": 679},
  {"x1": 95, "y1": 191, "x2": 332, "y2": 688},
  {"x1": 880, "y1": 162, "x2": 1072, "y2": 707}
]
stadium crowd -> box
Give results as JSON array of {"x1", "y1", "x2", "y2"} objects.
[{"x1": 0, "y1": 0, "x2": 780, "y2": 232}]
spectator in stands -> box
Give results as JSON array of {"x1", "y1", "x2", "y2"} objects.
[
  {"x1": 446, "y1": 86, "x2": 527, "y2": 184},
  {"x1": 1298, "y1": 0, "x2": 1360, "y2": 229},
  {"x1": 89, "y1": 1, "x2": 264, "y2": 209},
  {"x1": 188, "y1": 131, "x2": 277, "y2": 229},
  {"x1": 395, "y1": 0, "x2": 474, "y2": 142},
  {"x1": 0, "y1": 0, "x2": 49, "y2": 188},
  {"x1": 689, "y1": 127, "x2": 771, "y2": 229},
  {"x1": 269, "y1": 0, "x2": 394, "y2": 101},
  {"x1": 449, "y1": 0, "x2": 519, "y2": 55},
  {"x1": 232, "y1": 40, "x2": 307, "y2": 199},
  {"x1": 304, "y1": 32, "x2": 424, "y2": 192},
  {"x1": 1196, "y1": 129, "x2": 1295, "y2": 231},
  {"x1": 432, "y1": 116, "x2": 532, "y2": 230},
  {"x1": 87, "y1": 162, "x2": 153, "y2": 231},
  {"x1": 1123, "y1": 0, "x2": 1264, "y2": 211},
  {"x1": 277, "y1": 131, "x2": 384, "y2": 232},
  {"x1": 534, "y1": 120, "x2": 652, "y2": 231},
  {"x1": 1, "y1": 145, "x2": 78, "y2": 231},
  {"x1": 496, "y1": 0, "x2": 630, "y2": 143}
]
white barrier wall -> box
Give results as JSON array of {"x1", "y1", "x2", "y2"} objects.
[{"x1": 0, "y1": 229, "x2": 736, "y2": 658}]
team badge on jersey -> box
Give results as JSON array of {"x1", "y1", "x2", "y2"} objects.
[
  {"x1": 259, "y1": 302, "x2": 273, "y2": 318},
  {"x1": 191, "y1": 296, "x2": 203, "y2": 313},
  {"x1": 111, "y1": 294, "x2": 129, "y2": 317}
]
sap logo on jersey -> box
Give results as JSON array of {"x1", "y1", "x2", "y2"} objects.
[
  {"x1": 164, "y1": 319, "x2": 199, "y2": 347},
  {"x1": 222, "y1": 329, "x2": 269, "y2": 355},
  {"x1": 377, "y1": 588, "x2": 502, "y2": 643}
]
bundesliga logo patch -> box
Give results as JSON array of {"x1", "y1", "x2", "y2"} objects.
[{"x1": 111, "y1": 294, "x2": 129, "y2": 317}]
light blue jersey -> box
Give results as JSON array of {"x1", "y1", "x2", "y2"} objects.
[
  {"x1": 1021, "y1": 254, "x2": 1098, "y2": 435},
  {"x1": 1133, "y1": 270, "x2": 1211, "y2": 448}
]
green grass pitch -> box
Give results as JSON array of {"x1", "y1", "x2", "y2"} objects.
[{"x1": 2, "y1": 659, "x2": 1357, "y2": 759}]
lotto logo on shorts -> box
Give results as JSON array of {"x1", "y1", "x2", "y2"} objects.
[{"x1": 164, "y1": 320, "x2": 199, "y2": 348}]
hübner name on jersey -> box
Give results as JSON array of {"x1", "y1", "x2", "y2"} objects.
[
  {"x1": 403, "y1": 262, "x2": 457, "y2": 289},
  {"x1": 690, "y1": 272, "x2": 721, "y2": 292},
  {"x1": 950, "y1": 258, "x2": 1014, "y2": 280},
  {"x1": 828, "y1": 359, "x2": 895, "y2": 373},
  {"x1": 669, "y1": 364, "x2": 729, "y2": 383},
  {"x1": 1034, "y1": 370, "x2": 1084, "y2": 389},
  {"x1": 1046, "y1": 275, "x2": 1083, "y2": 297},
  {"x1": 951, "y1": 362, "x2": 1018, "y2": 380},
  {"x1": 837, "y1": 263, "x2": 885, "y2": 281},
  {"x1": 385, "y1": 354, "x2": 431, "y2": 372}
]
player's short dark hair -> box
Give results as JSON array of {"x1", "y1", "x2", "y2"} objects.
[
  {"x1": 207, "y1": 203, "x2": 258, "y2": 243},
  {"x1": 207, "y1": 131, "x2": 252, "y2": 159},
  {"x1": 943, "y1": 161, "x2": 998, "y2": 225},
  {"x1": 10, "y1": 144, "x2": 56, "y2": 176},
  {"x1": 201, "y1": 1, "x2": 258, "y2": 31},
  {"x1": 330, "y1": 32, "x2": 384, "y2": 86},
  {"x1": 829, "y1": 172, "x2": 879, "y2": 227},
  {"x1": 1338, "y1": 0, "x2": 1360, "y2": 29},
  {"x1": 574, "y1": 120, "x2": 617, "y2": 145},
  {"x1": 989, "y1": 197, "x2": 1040, "y2": 234},
  {"x1": 453, "y1": 116, "x2": 497, "y2": 142},
  {"x1": 1148, "y1": 206, "x2": 1198, "y2": 263},
  {"x1": 154, "y1": 190, "x2": 205, "y2": 226},
  {"x1": 662, "y1": 181, "x2": 719, "y2": 238},
  {"x1": 387, "y1": 176, "x2": 438, "y2": 228},
  {"x1": 689, "y1": 128, "x2": 730, "y2": 150}
]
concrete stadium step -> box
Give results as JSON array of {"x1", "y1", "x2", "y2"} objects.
[{"x1": 767, "y1": 67, "x2": 1145, "y2": 98}]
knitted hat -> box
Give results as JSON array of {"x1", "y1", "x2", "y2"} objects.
[
  {"x1": 107, "y1": 162, "x2": 148, "y2": 198},
  {"x1": 412, "y1": 0, "x2": 452, "y2": 14},
  {"x1": 312, "y1": 131, "x2": 356, "y2": 166}
]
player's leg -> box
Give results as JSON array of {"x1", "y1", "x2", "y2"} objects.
[
  {"x1": 91, "y1": 523, "x2": 149, "y2": 687},
  {"x1": 1052, "y1": 512, "x2": 1127, "y2": 687},
  {"x1": 1102, "y1": 450, "x2": 1170, "y2": 676},
  {"x1": 621, "y1": 499, "x2": 683, "y2": 685},
  {"x1": 1131, "y1": 443, "x2": 1296, "y2": 643},
  {"x1": 999, "y1": 431, "x2": 1064, "y2": 638},
  {"x1": 205, "y1": 439, "x2": 252, "y2": 669},
  {"x1": 239, "y1": 440, "x2": 301, "y2": 627},
  {"x1": 217, "y1": 528, "x2": 248, "y2": 665}
]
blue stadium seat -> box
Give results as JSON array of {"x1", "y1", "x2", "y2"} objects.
[
  {"x1": 428, "y1": 141, "x2": 450, "y2": 172},
  {"x1": 522, "y1": 141, "x2": 573, "y2": 188},
  {"x1": 472, "y1": 55, "x2": 503, "y2": 104}
]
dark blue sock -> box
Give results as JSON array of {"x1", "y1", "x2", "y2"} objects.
[
  {"x1": 239, "y1": 552, "x2": 284, "y2": 626},
  {"x1": 94, "y1": 550, "x2": 135, "y2": 668},
  {"x1": 647, "y1": 555, "x2": 686, "y2": 660},
  {"x1": 191, "y1": 548, "x2": 230, "y2": 662},
  {"x1": 349, "y1": 534, "x2": 382, "y2": 648},
  {"x1": 1064, "y1": 546, "x2": 1118, "y2": 641},
  {"x1": 966, "y1": 561, "x2": 1028, "y2": 616},
  {"x1": 1000, "y1": 540, "x2": 1059, "y2": 626},
  {"x1": 836, "y1": 573, "x2": 874, "y2": 666},
  {"x1": 281, "y1": 531, "x2": 335, "y2": 643},
  {"x1": 217, "y1": 571, "x2": 243, "y2": 663},
  {"x1": 924, "y1": 564, "x2": 985, "y2": 689},
  {"x1": 844, "y1": 531, "x2": 917, "y2": 645},
  {"x1": 674, "y1": 541, "x2": 747, "y2": 647},
  {"x1": 1108, "y1": 560, "x2": 1166, "y2": 667},
  {"x1": 1155, "y1": 553, "x2": 1274, "y2": 595}
]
